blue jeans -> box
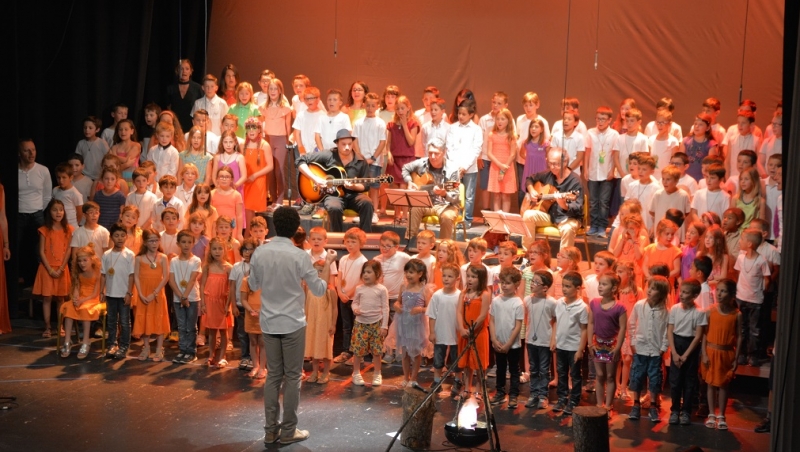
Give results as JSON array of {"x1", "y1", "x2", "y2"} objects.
[
  {"x1": 527, "y1": 344, "x2": 551, "y2": 399},
  {"x1": 174, "y1": 302, "x2": 199, "y2": 355},
  {"x1": 235, "y1": 309, "x2": 250, "y2": 359},
  {"x1": 588, "y1": 179, "x2": 614, "y2": 230},
  {"x1": 462, "y1": 172, "x2": 478, "y2": 222},
  {"x1": 339, "y1": 299, "x2": 354, "y2": 354},
  {"x1": 556, "y1": 348, "x2": 582, "y2": 405},
  {"x1": 106, "y1": 296, "x2": 131, "y2": 349}
]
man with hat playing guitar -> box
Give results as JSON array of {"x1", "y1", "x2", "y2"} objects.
[
  {"x1": 521, "y1": 147, "x2": 584, "y2": 250},
  {"x1": 296, "y1": 129, "x2": 376, "y2": 232}
]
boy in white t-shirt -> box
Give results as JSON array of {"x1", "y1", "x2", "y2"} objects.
[
  {"x1": 552, "y1": 272, "x2": 588, "y2": 415},
  {"x1": 762, "y1": 154, "x2": 782, "y2": 239},
  {"x1": 353, "y1": 92, "x2": 387, "y2": 219},
  {"x1": 315, "y1": 89, "x2": 351, "y2": 151},
  {"x1": 550, "y1": 97, "x2": 588, "y2": 137},
  {"x1": 550, "y1": 108, "x2": 585, "y2": 176},
  {"x1": 523, "y1": 269, "x2": 557, "y2": 409},
  {"x1": 689, "y1": 256, "x2": 715, "y2": 311},
  {"x1": 192, "y1": 74, "x2": 229, "y2": 136},
  {"x1": 700, "y1": 97, "x2": 727, "y2": 147},
  {"x1": 333, "y1": 228, "x2": 369, "y2": 365},
  {"x1": 53, "y1": 163, "x2": 84, "y2": 229},
  {"x1": 293, "y1": 86, "x2": 325, "y2": 155},
  {"x1": 615, "y1": 109, "x2": 649, "y2": 181},
  {"x1": 670, "y1": 153, "x2": 698, "y2": 197},
  {"x1": 169, "y1": 229, "x2": 203, "y2": 363},
  {"x1": 102, "y1": 103, "x2": 129, "y2": 148},
  {"x1": 68, "y1": 154, "x2": 94, "y2": 204},
  {"x1": 126, "y1": 168, "x2": 158, "y2": 229},
  {"x1": 690, "y1": 164, "x2": 729, "y2": 223},
  {"x1": 644, "y1": 97, "x2": 683, "y2": 141},
  {"x1": 375, "y1": 231, "x2": 412, "y2": 364},
  {"x1": 100, "y1": 223, "x2": 136, "y2": 359},
  {"x1": 412, "y1": 230, "x2": 436, "y2": 284},
  {"x1": 488, "y1": 267, "x2": 525, "y2": 409},
  {"x1": 758, "y1": 113, "x2": 782, "y2": 173},
  {"x1": 625, "y1": 155, "x2": 662, "y2": 232},
  {"x1": 290, "y1": 74, "x2": 326, "y2": 119},
  {"x1": 426, "y1": 262, "x2": 461, "y2": 392},
  {"x1": 586, "y1": 106, "x2": 620, "y2": 237},
  {"x1": 647, "y1": 110, "x2": 680, "y2": 181},
  {"x1": 724, "y1": 109, "x2": 761, "y2": 179},
  {"x1": 734, "y1": 229, "x2": 771, "y2": 367},
  {"x1": 152, "y1": 175, "x2": 185, "y2": 233},
  {"x1": 70, "y1": 201, "x2": 110, "y2": 261},
  {"x1": 75, "y1": 116, "x2": 110, "y2": 181},
  {"x1": 649, "y1": 166, "x2": 691, "y2": 239},
  {"x1": 421, "y1": 98, "x2": 450, "y2": 155}
]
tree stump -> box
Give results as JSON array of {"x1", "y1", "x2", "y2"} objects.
[
  {"x1": 400, "y1": 386, "x2": 437, "y2": 450},
  {"x1": 572, "y1": 406, "x2": 609, "y2": 452}
]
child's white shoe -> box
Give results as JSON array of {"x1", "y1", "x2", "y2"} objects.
[
  {"x1": 352, "y1": 373, "x2": 365, "y2": 386},
  {"x1": 372, "y1": 374, "x2": 382, "y2": 386}
]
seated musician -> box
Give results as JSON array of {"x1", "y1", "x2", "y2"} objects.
[
  {"x1": 404, "y1": 138, "x2": 461, "y2": 240},
  {"x1": 521, "y1": 147, "x2": 584, "y2": 250},
  {"x1": 296, "y1": 129, "x2": 375, "y2": 232}
]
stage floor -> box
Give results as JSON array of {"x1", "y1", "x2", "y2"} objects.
[{"x1": 0, "y1": 321, "x2": 771, "y2": 452}]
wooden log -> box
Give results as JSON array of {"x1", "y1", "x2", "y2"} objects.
[
  {"x1": 401, "y1": 386, "x2": 437, "y2": 450},
  {"x1": 572, "y1": 406, "x2": 609, "y2": 452}
]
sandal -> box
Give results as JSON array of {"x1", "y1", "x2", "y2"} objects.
[
  {"x1": 77, "y1": 343, "x2": 90, "y2": 360},
  {"x1": 716, "y1": 415, "x2": 728, "y2": 430},
  {"x1": 255, "y1": 369, "x2": 267, "y2": 379},
  {"x1": 317, "y1": 374, "x2": 329, "y2": 384},
  {"x1": 42, "y1": 329, "x2": 52, "y2": 339},
  {"x1": 152, "y1": 348, "x2": 164, "y2": 362},
  {"x1": 60, "y1": 342, "x2": 72, "y2": 358},
  {"x1": 247, "y1": 369, "x2": 258, "y2": 378},
  {"x1": 705, "y1": 414, "x2": 717, "y2": 429},
  {"x1": 217, "y1": 359, "x2": 228, "y2": 369},
  {"x1": 138, "y1": 347, "x2": 150, "y2": 361},
  {"x1": 306, "y1": 372, "x2": 318, "y2": 383},
  {"x1": 207, "y1": 358, "x2": 217, "y2": 367}
]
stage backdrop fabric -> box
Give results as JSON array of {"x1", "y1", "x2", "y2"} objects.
[{"x1": 207, "y1": 0, "x2": 783, "y2": 132}]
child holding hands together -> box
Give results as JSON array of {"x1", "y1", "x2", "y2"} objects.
[{"x1": 488, "y1": 267, "x2": 525, "y2": 408}]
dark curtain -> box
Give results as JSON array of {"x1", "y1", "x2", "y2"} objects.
[
  {"x1": 6, "y1": 0, "x2": 212, "y2": 314},
  {"x1": 773, "y1": 1, "x2": 799, "y2": 450}
]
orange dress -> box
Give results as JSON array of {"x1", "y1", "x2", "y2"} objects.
[
  {"x1": 33, "y1": 225, "x2": 74, "y2": 297},
  {"x1": 133, "y1": 257, "x2": 170, "y2": 336},
  {"x1": 0, "y1": 185, "x2": 10, "y2": 334},
  {"x1": 211, "y1": 188, "x2": 243, "y2": 230},
  {"x1": 458, "y1": 294, "x2": 489, "y2": 370},
  {"x1": 60, "y1": 273, "x2": 103, "y2": 321},
  {"x1": 242, "y1": 278, "x2": 261, "y2": 334},
  {"x1": 702, "y1": 305, "x2": 739, "y2": 387},
  {"x1": 203, "y1": 271, "x2": 233, "y2": 329},
  {"x1": 487, "y1": 133, "x2": 517, "y2": 194},
  {"x1": 243, "y1": 142, "x2": 269, "y2": 212}
]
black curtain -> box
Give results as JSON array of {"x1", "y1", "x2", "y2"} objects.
[
  {"x1": 773, "y1": 1, "x2": 799, "y2": 450},
  {"x1": 7, "y1": 0, "x2": 212, "y2": 313}
]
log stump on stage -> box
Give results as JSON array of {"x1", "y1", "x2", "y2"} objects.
[
  {"x1": 572, "y1": 406, "x2": 609, "y2": 452},
  {"x1": 400, "y1": 386, "x2": 436, "y2": 449}
]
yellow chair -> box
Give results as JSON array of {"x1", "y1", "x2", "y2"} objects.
[
  {"x1": 421, "y1": 184, "x2": 467, "y2": 240},
  {"x1": 56, "y1": 303, "x2": 107, "y2": 358},
  {"x1": 534, "y1": 194, "x2": 590, "y2": 261}
]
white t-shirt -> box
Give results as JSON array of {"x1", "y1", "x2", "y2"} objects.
[
  {"x1": 292, "y1": 109, "x2": 325, "y2": 153},
  {"x1": 75, "y1": 138, "x2": 110, "y2": 180},
  {"x1": 584, "y1": 274, "x2": 599, "y2": 301},
  {"x1": 291, "y1": 94, "x2": 326, "y2": 116},
  {"x1": 647, "y1": 134, "x2": 680, "y2": 181},
  {"x1": 585, "y1": 127, "x2": 620, "y2": 181},
  {"x1": 53, "y1": 186, "x2": 84, "y2": 229},
  {"x1": 160, "y1": 231, "x2": 180, "y2": 259},
  {"x1": 169, "y1": 255, "x2": 202, "y2": 302},
  {"x1": 615, "y1": 132, "x2": 649, "y2": 176},
  {"x1": 353, "y1": 116, "x2": 387, "y2": 165},
  {"x1": 644, "y1": 121, "x2": 683, "y2": 141},
  {"x1": 733, "y1": 253, "x2": 771, "y2": 304},
  {"x1": 147, "y1": 144, "x2": 180, "y2": 177},
  {"x1": 760, "y1": 136, "x2": 782, "y2": 163},
  {"x1": 724, "y1": 130, "x2": 760, "y2": 178},
  {"x1": 413, "y1": 253, "x2": 436, "y2": 285},
  {"x1": 314, "y1": 112, "x2": 352, "y2": 151},
  {"x1": 192, "y1": 95, "x2": 229, "y2": 136},
  {"x1": 421, "y1": 119, "x2": 451, "y2": 153},
  {"x1": 551, "y1": 119, "x2": 588, "y2": 138},
  {"x1": 756, "y1": 241, "x2": 780, "y2": 267},
  {"x1": 444, "y1": 121, "x2": 483, "y2": 174},
  {"x1": 426, "y1": 289, "x2": 461, "y2": 345},
  {"x1": 691, "y1": 188, "x2": 730, "y2": 219},
  {"x1": 554, "y1": 297, "x2": 588, "y2": 351},
  {"x1": 308, "y1": 248, "x2": 338, "y2": 275},
  {"x1": 478, "y1": 113, "x2": 496, "y2": 160},
  {"x1": 649, "y1": 188, "x2": 690, "y2": 238},
  {"x1": 625, "y1": 178, "x2": 663, "y2": 231},
  {"x1": 677, "y1": 174, "x2": 698, "y2": 197},
  {"x1": 153, "y1": 197, "x2": 185, "y2": 233},
  {"x1": 550, "y1": 130, "x2": 586, "y2": 175},
  {"x1": 174, "y1": 184, "x2": 194, "y2": 221},
  {"x1": 489, "y1": 295, "x2": 525, "y2": 348},
  {"x1": 70, "y1": 225, "x2": 110, "y2": 253},
  {"x1": 101, "y1": 248, "x2": 136, "y2": 298},
  {"x1": 101, "y1": 127, "x2": 116, "y2": 148},
  {"x1": 375, "y1": 251, "x2": 411, "y2": 299},
  {"x1": 668, "y1": 302, "x2": 707, "y2": 337},
  {"x1": 229, "y1": 261, "x2": 249, "y2": 306},
  {"x1": 126, "y1": 191, "x2": 159, "y2": 228},
  {"x1": 73, "y1": 176, "x2": 93, "y2": 204},
  {"x1": 525, "y1": 295, "x2": 557, "y2": 347},
  {"x1": 697, "y1": 282, "x2": 715, "y2": 311},
  {"x1": 337, "y1": 253, "x2": 368, "y2": 300}
]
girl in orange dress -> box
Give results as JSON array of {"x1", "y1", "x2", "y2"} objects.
[
  {"x1": 487, "y1": 108, "x2": 518, "y2": 212},
  {"x1": 456, "y1": 265, "x2": 491, "y2": 396},
  {"x1": 34, "y1": 200, "x2": 74, "y2": 338},
  {"x1": 60, "y1": 246, "x2": 101, "y2": 359},
  {"x1": 642, "y1": 219, "x2": 682, "y2": 285},
  {"x1": 701, "y1": 279, "x2": 742, "y2": 431},
  {"x1": 0, "y1": 184, "x2": 11, "y2": 335},
  {"x1": 200, "y1": 237, "x2": 233, "y2": 368},
  {"x1": 215, "y1": 215, "x2": 241, "y2": 265},
  {"x1": 431, "y1": 239, "x2": 464, "y2": 291},
  {"x1": 211, "y1": 166, "x2": 244, "y2": 241},
  {"x1": 609, "y1": 207, "x2": 650, "y2": 288},
  {"x1": 242, "y1": 117, "x2": 273, "y2": 234},
  {"x1": 133, "y1": 229, "x2": 171, "y2": 362},
  {"x1": 239, "y1": 238, "x2": 266, "y2": 379}
]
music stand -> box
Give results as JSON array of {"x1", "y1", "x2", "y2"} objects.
[
  {"x1": 386, "y1": 189, "x2": 433, "y2": 245},
  {"x1": 480, "y1": 210, "x2": 531, "y2": 237}
]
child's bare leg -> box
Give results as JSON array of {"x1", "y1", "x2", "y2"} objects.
[
  {"x1": 492, "y1": 193, "x2": 501, "y2": 212},
  {"x1": 410, "y1": 354, "x2": 422, "y2": 382},
  {"x1": 42, "y1": 296, "x2": 52, "y2": 333},
  {"x1": 321, "y1": 358, "x2": 331, "y2": 377},
  {"x1": 595, "y1": 362, "x2": 607, "y2": 407},
  {"x1": 718, "y1": 386, "x2": 729, "y2": 418},
  {"x1": 401, "y1": 351, "x2": 411, "y2": 382},
  {"x1": 81, "y1": 321, "x2": 92, "y2": 346},
  {"x1": 207, "y1": 330, "x2": 217, "y2": 362},
  {"x1": 707, "y1": 385, "x2": 717, "y2": 415},
  {"x1": 605, "y1": 361, "x2": 618, "y2": 407},
  {"x1": 621, "y1": 355, "x2": 632, "y2": 393},
  {"x1": 373, "y1": 354, "x2": 382, "y2": 376},
  {"x1": 501, "y1": 194, "x2": 511, "y2": 213},
  {"x1": 155, "y1": 334, "x2": 164, "y2": 351},
  {"x1": 218, "y1": 330, "x2": 228, "y2": 361},
  {"x1": 352, "y1": 354, "x2": 362, "y2": 375}
]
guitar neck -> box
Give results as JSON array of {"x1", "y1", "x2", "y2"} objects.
[{"x1": 328, "y1": 177, "x2": 380, "y2": 186}]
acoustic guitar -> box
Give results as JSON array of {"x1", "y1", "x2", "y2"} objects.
[
  {"x1": 298, "y1": 162, "x2": 393, "y2": 203},
  {"x1": 410, "y1": 172, "x2": 460, "y2": 193},
  {"x1": 519, "y1": 181, "x2": 578, "y2": 214}
]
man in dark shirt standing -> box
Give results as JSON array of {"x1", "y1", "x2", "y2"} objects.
[
  {"x1": 296, "y1": 129, "x2": 375, "y2": 232},
  {"x1": 522, "y1": 147, "x2": 584, "y2": 250}
]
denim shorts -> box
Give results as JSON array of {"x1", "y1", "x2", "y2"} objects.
[
  {"x1": 433, "y1": 343, "x2": 458, "y2": 369},
  {"x1": 629, "y1": 353, "x2": 664, "y2": 394},
  {"x1": 367, "y1": 164, "x2": 383, "y2": 188}
]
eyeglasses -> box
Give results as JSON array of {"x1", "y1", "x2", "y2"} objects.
[
  {"x1": 380, "y1": 244, "x2": 396, "y2": 249},
  {"x1": 217, "y1": 175, "x2": 231, "y2": 179},
  {"x1": 245, "y1": 125, "x2": 260, "y2": 130},
  {"x1": 557, "y1": 254, "x2": 572, "y2": 260},
  {"x1": 656, "y1": 121, "x2": 669, "y2": 126},
  {"x1": 304, "y1": 96, "x2": 318, "y2": 101},
  {"x1": 532, "y1": 280, "x2": 544, "y2": 286}
]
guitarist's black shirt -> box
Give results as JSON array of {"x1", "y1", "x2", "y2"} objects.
[
  {"x1": 297, "y1": 149, "x2": 369, "y2": 197},
  {"x1": 525, "y1": 171, "x2": 584, "y2": 225}
]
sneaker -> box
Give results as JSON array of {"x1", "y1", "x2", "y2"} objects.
[
  {"x1": 381, "y1": 352, "x2": 395, "y2": 364},
  {"x1": 489, "y1": 393, "x2": 506, "y2": 405},
  {"x1": 537, "y1": 398, "x2": 549, "y2": 409},
  {"x1": 174, "y1": 353, "x2": 186, "y2": 364},
  {"x1": 279, "y1": 428, "x2": 309, "y2": 445},
  {"x1": 450, "y1": 379, "x2": 463, "y2": 397},
  {"x1": 372, "y1": 213, "x2": 380, "y2": 224},
  {"x1": 486, "y1": 365, "x2": 497, "y2": 378},
  {"x1": 669, "y1": 412, "x2": 680, "y2": 425},
  {"x1": 649, "y1": 407, "x2": 661, "y2": 423},
  {"x1": 372, "y1": 374, "x2": 382, "y2": 386},
  {"x1": 680, "y1": 412, "x2": 691, "y2": 426},
  {"x1": 299, "y1": 204, "x2": 315, "y2": 215},
  {"x1": 629, "y1": 405, "x2": 641, "y2": 420},
  {"x1": 352, "y1": 373, "x2": 365, "y2": 386},
  {"x1": 184, "y1": 353, "x2": 197, "y2": 363},
  {"x1": 525, "y1": 396, "x2": 538, "y2": 408},
  {"x1": 597, "y1": 230, "x2": 608, "y2": 238},
  {"x1": 563, "y1": 403, "x2": 574, "y2": 415},
  {"x1": 552, "y1": 401, "x2": 566, "y2": 412},
  {"x1": 587, "y1": 227, "x2": 598, "y2": 236},
  {"x1": 583, "y1": 380, "x2": 596, "y2": 393},
  {"x1": 754, "y1": 417, "x2": 771, "y2": 433},
  {"x1": 333, "y1": 351, "x2": 351, "y2": 363},
  {"x1": 168, "y1": 331, "x2": 179, "y2": 342},
  {"x1": 106, "y1": 345, "x2": 119, "y2": 358},
  {"x1": 508, "y1": 395, "x2": 518, "y2": 408},
  {"x1": 239, "y1": 358, "x2": 252, "y2": 370},
  {"x1": 114, "y1": 347, "x2": 128, "y2": 360}
]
